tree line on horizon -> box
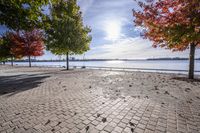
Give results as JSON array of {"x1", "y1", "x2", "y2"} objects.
[
  {"x1": 0, "y1": 0, "x2": 92, "y2": 69},
  {"x1": 10, "y1": 57, "x2": 200, "y2": 62}
]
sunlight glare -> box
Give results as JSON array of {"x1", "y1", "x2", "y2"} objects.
[{"x1": 105, "y1": 21, "x2": 121, "y2": 41}]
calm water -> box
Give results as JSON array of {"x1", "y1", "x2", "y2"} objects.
[{"x1": 7, "y1": 60, "x2": 200, "y2": 74}]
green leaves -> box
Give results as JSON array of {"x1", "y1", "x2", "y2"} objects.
[
  {"x1": 0, "y1": 32, "x2": 13, "y2": 61},
  {"x1": 46, "y1": 0, "x2": 92, "y2": 55},
  {"x1": 0, "y1": 0, "x2": 53, "y2": 31}
]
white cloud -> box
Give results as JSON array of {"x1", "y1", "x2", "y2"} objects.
[
  {"x1": 84, "y1": 37, "x2": 198, "y2": 59},
  {"x1": 39, "y1": 37, "x2": 200, "y2": 60}
]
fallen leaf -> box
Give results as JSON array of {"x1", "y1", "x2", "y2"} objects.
[
  {"x1": 86, "y1": 126, "x2": 89, "y2": 131},
  {"x1": 102, "y1": 118, "x2": 107, "y2": 123},
  {"x1": 97, "y1": 113, "x2": 101, "y2": 117},
  {"x1": 56, "y1": 122, "x2": 61, "y2": 126},
  {"x1": 129, "y1": 122, "x2": 135, "y2": 126},
  {"x1": 131, "y1": 128, "x2": 134, "y2": 133},
  {"x1": 45, "y1": 119, "x2": 50, "y2": 125},
  {"x1": 164, "y1": 91, "x2": 169, "y2": 95}
]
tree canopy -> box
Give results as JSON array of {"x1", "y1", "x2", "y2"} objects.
[
  {"x1": 133, "y1": 0, "x2": 200, "y2": 51},
  {"x1": 0, "y1": 33, "x2": 13, "y2": 61},
  {"x1": 133, "y1": 0, "x2": 200, "y2": 79},
  {"x1": 46, "y1": 0, "x2": 92, "y2": 55},
  {"x1": 0, "y1": 30, "x2": 45, "y2": 66},
  {"x1": 0, "y1": 0, "x2": 53, "y2": 31},
  {"x1": 10, "y1": 30, "x2": 45, "y2": 58}
]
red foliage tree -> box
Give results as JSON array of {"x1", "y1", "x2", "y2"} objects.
[
  {"x1": 10, "y1": 29, "x2": 45, "y2": 67},
  {"x1": 133, "y1": 0, "x2": 200, "y2": 79}
]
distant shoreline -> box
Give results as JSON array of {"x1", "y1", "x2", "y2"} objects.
[
  {"x1": 5, "y1": 58, "x2": 200, "y2": 62},
  {"x1": 2, "y1": 62, "x2": 200, "y2": 75}
]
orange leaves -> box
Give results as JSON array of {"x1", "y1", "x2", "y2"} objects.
[
  {"x1": 133, "y1": 0, "x2": 200, "y2": 51},
  {"x1": 9, "y1": 29, "x2": 44, "y2": 58},
  {"x1": 162, "y1": 7, "x2": 168, "y2": 13}
]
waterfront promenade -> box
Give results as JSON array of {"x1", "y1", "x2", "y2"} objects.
[{"x1": 0, "y1": 65, "x2": 200, "y2": 133}]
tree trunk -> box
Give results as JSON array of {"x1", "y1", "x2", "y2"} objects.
[
  {"x1": 11, "y1": 56, "x2": 14, "y2": 66},
  {"x1": 188, "y1": 43, "x2": 196, "y2": 79},
  {"x1": 28, "y1": 56, "x2": 31, "y2": 67},
  {"x1": 66, "y1": 52, "x2": 69, "y2": 70}
]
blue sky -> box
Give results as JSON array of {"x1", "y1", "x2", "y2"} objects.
[
  {"x1": 75, "y1": 0, "x2": 200, "y2": 59},
  {"x1": 1, "y1": 0, "x2": 199, "y2": 59}
]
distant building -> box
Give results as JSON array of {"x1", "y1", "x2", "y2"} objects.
[
  {"x1": 24, "y1": 59, "x2": 37, "y2": 61},
  {"x1": 71, "y1": 57, "x2": 75, "y2": 61}
]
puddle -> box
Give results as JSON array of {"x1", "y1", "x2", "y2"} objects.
[{"x1": 100, "y1": 71, "x2": 124, "y2": 77}]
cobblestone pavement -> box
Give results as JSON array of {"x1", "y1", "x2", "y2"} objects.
[{"x1": 0, "y1": 66, "x2": 200, "y2": 133}]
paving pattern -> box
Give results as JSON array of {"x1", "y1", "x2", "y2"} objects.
[{"x1": 0, "y1": 66, "x2": 200, "y2": 133}]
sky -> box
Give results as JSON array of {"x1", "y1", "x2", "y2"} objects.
[{"x1": 1, "y1": 0, "x2": 199, "y2": 60}]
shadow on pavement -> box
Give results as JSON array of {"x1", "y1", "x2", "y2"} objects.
[
  {"x1": 172, "y1": 77, "x2": 200, "y2": 82},
  {"x1": 0, "y1": 74, "x2": 50, "y2": 96}
]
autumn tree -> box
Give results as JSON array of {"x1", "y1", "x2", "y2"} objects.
[
  {"x1": 133, "y1": 0, "x2": 200, "y2": 79},
  {"x1": 10, "y1": 30, "x2": 45, "y2": 67},
  {"x1": 46, "y1": 0, "x2": 92, "y2": 70}
]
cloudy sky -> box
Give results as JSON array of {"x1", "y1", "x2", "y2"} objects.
[
  {"x1": 1, "y1": 0, "x2": 199, "y2": 60},
  {"x1": 74, "y1": 0, "x2": 199, "y2": 59}
]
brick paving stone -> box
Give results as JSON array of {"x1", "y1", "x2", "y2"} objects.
[
  {"x1": 104, "y1": 125, "x2": 114, "y2": 132},
  {"x1": 121, "y1": 118, "x2": 129, "y2": 124},
  {"x1": 137, "y1": 123, "x2": 146, "y2": 129},
  {"x1": 66, "y1": 123, "x2": 75, "y2": 129},
  {"x1": 88, "y1": 128, "x2": 100, "y2": 133},
  {"x1": 108, "y1": 121, "x2": 117, "y2": 127},
  {"x1": 100, "y1": 131, "x2": 109, "y2": 133},
  {"x1": 92, "y1": 120, "x2": 100, "y2": 126},
  {"x1": 83, "y1": 119, "x2": 91, "y2": 125},
  {"x1": 146, "y1": 124, "x2": 156, "y2": 131},
  {"x1": 134, "y1": 127, "x2": 145, "y2": 133},
  {"x1": 123, "y1": 127, "x2": 132, "y2": 133},
  {"x1": 69, "y1": 127, "x2": 79, "y2": 133},
  {"x1": 88, "y1": 116, "x2": 96, "y2": 121},
  {"x1": 130, "y1": 119, "x2": 139, "y2": 125},
  {"x1": 0, "y1": 66, "x2": 200, "y2": 133},
  {"x1": 156, "y1": 126, "x2": 167, "y2": 132},
  {"x1": 59, "y1": 127, "x2": 69, "y2": 133},
  {"x1": 112, "y1": 119, "x2": 121, "y2": 124},
  {"x1": 140, "y1": 120, "x2": 148, "y2": 125},
  {"x1": 144, "y1": 129, "x2": 154, "y2": 133},
  {"x1": 113, "y1": 126, "x2": 123, "y2": 133},
  {"x1": 118, "y1": 122, "x2": 127, "y2": 129},
  {"x1": 96, "y1": 123, "x2": 107, "y2": 131},
  {"x1": 111, "y1": 131, "x2": 118, "y2": 133}
]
